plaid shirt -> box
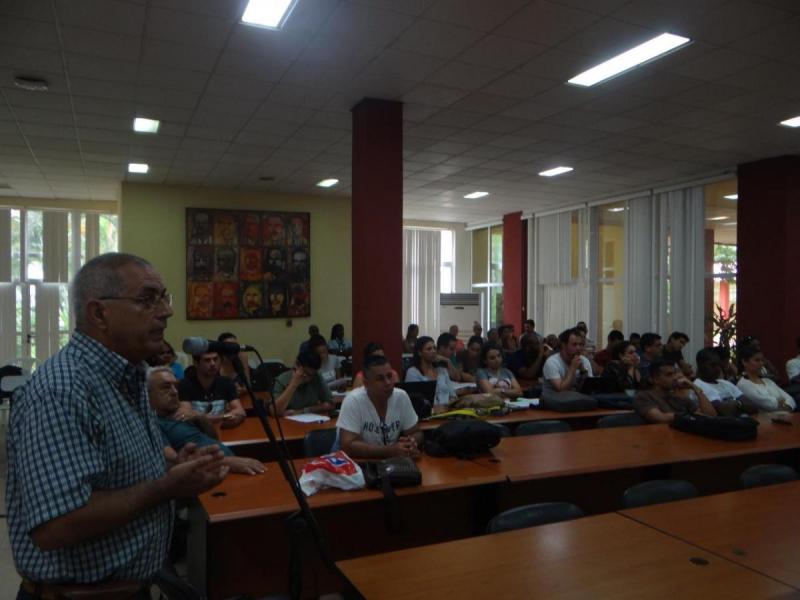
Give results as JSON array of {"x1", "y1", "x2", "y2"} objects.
[{"x1": 6, "y1": 332, "x2": 172, "y2": 582}]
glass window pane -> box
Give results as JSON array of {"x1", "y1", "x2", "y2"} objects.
[
  {"x1": 26, "y1": 210, "x2": 43, "y2": 280},
  {"x1": 15, "y1": 285, "x2": 22, "y2": 332},
  {"x1": 489, "y1": 286, "x2": 503, "y2": 328},
  {"x1": 472, "y1": 228, "x2": 488, "y2": 284},
  {"x1": 99, "y1": 213, "x2": 118, "y2": 254},
  {"x1": 11, "y1": 209, "x2": 21, "y2": 280},
  {"x1": 490, "y1": 225, "x2": 502, "y2": 284},
  {"x1": 59, "y1": 284, "x2": 70, "y2": 331}
]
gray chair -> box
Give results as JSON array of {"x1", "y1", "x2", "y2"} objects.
[
  {"x1": 303, "y1": 429, "x2": 337, "y2": 457},
  {"x1": 491, "y1": 423, "x2": 512, "y2": 438},
  {"x1": 623, "y1": 479, "x2": 699, "y2": 509},
  {"x1": 740, "y1": 464, "x2": 799, "y2": 489},
  {"x1": 596, "y1": 413, "x2": 647, "y2": 428},
  {"x1": 486, "y1": 502, "x2": 584, "y2": 534},
  {"x1": 515, "y1": 420, "x2": 571, "y2": 436}
]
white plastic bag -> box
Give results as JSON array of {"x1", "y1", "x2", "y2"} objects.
[{"x1": 299, "y1": 451, "x2": 365, "y2": 496}]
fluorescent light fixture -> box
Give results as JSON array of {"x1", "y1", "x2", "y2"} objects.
[
  {"x1": 539, "y1": 166, "x2": 573, "y2": 177},
  {"x1": 723, "y1": 194, "x2": 738, "y2": 200},
  {"x1": 316, "y1": 178, "x2": 339, "y2": 188},
  {"x1": 568, "y1": 33, "x2": 691, "y2": 87},
  {"x1": 706, "y1": 216, "x2": 729, "y2": 221},
  {"x1": 463, "y1": 191, "x2": 489, "y2": 199},
  {"x1": 241, "y1": 0, "x2": 297, "y2": 29},
  {"x1": 128, "y1": 163, "x2": 149, "y2": 174},
  {"x1": 607, "y1": 207, "x2": 625, "y2": 213},
  {"x1": 723, "y1": 222, "x2": 738, "y2": 227},
  {"x1": 779, "y1": 115, "x2": 800, "y2": 128},
  {"x1": 133, "y1": 117, "x2": 160, "y2": 133}
]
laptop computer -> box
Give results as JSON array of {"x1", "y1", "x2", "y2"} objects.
[{"x1": 396, "y1": 381, "x2": 437, "y2": 419}]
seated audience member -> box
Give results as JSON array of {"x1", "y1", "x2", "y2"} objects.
[
  {"x1": 473, "y1": 321, "x2": 485, "y2": 341},
  {"x1": 787, "y1": 337, "x2": 800, "y2": 384},
  {"x1": 500, "y1": 324, "x2": 519, "y2": 353},
  {"x1": 299, "y1": 324, "x2": 320, "y2": 353},
  {"x1": 662, "y1": 331, "x2": 693, "y2": 377},
  {"x1": 148, "y1": 367, "x2": 264, "y2": 475},
  {"x1": 594, "y1": 330, "x2": 624, "y2": 371},
  {"x1": 541, "y1": 328, "x2": 594, "y2": 403},
  {"x1": 273, "y1": 351, "x2": 335, "y2": 416},
  {"x1": 544, "y1": 334, "x2": 560, "y2": 354},
  {"x1": 602, "y1": 340, "x2": 642, "y2": 391},
  {"x1": 405, "y1": 335, "x2": 457, "y2": 406},
  {"x1": 477, "y1": 344, "x2": 523, "y2": 397},
  {"x1": 519, "y1": 318, "x2": 544, "y2": 345},
  {"x1": 335, "y1": 356, "x2": 423, "y2": 458},
  {"x1": 436, "y1": 332, "x2": 466, "y2": 382},
  {"x1": 309, "y1": 334, "x2": 343, "y2": 388},
  {"x1": 575, "y1": 321, "x2": 596, "y2": 357},
  {"x1": 506, "y1": 334, "x2": 549, "y2": 381},
  {"x1": 449, "y1": 324, "x2": 465, "y2": 353},
  {"x1": 328, "y1": 323, "x2": 352, "y2": 356},
  {"x1": 457, "y1": 335, "x2": 483, "y2": 382},
  {"x1": 177, "y1": 351, "x2": 246, "y2": 428},
  {"x1": 713, "y1": 345, "x2": 739, "y2": 382},
  {"x1": 147, "y1": 340, "x2": 184, "y2": 380},
  {"x1": 633, "y1": 359, "x2": 716, "y2": 423},
  {"x1": 629, "y1": 332, "x2": 641, "y2": 350},
  {"x1": 694, "y1": 348, "x2": 753, "y2": 416},
  {"x1": 352, "y1": 342, "x2": 399, "y2": 388},
  {"x1": 217, "y1": 331, "x2": 251, "y2": 393},
  {"x1": 738, "y1": 335, "x2": 779, "y2": 380},
  {"x1": 487, "y1": 328, "x2": 501, "y2": 345},
  {"x1": 737, "y1": 345, "x2": 796, "y2": 412},
  {"x1": 402, "y1": 323, "x2": 419, "y2": 354},
  {"x1": 637, "y1": 332, "x2": 663, "y2": 381}
]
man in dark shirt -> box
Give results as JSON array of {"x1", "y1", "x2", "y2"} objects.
[
  {"x1": 633, "y1": 359, "x2": 716, "y2": 423},
  {"x1": 637, "y1": 332, "x2": 663, "y2": 382},
  {"x1": 594, "y1": 329, "x2": 624, "y2": 371},
  {"x1": 662, "y1": 331, "x2": 693, "y2": 377},
  {"x1": 178, "y1": 351, "x2": 246, "y2": 428}
]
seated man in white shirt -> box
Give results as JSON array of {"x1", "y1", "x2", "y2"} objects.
[
  {"x1": 335, "y1": 355, "x2": 423, "y2": 459},
  {"x1": 541, "y1": 327, "x2": 595, "y2": 409},
  {"x1": 693, "y1": 348, "x2": 756, "y2": 416},
  {"x1": 786, "y1": 337, "x2": 800, "y2": 384}
]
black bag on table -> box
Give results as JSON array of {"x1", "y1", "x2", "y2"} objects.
[
  {"x1": 424, "y1": 420, "x2": 502, "y2": 458},
  {"x1": 670, "y1": 413, "x2": 758, "y2": 441},
  {"x1": 359, "y1": 457, "x2": 422, "y2": 534}
]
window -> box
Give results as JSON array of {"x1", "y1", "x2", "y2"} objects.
[
  {"x1": 703, "y1": 180, "x2": 737, "y2": 347},
  {"x1": 1, "y1": 208, "x2": 118, "y2": 367},
  {"x1": 471, "y1": 224, "x2": 503, "y2": 329},
  {"x1": 595, "y1": 202, "x2": 625, "y2": 340},
  {"x1": 440, "y1": 229, "x2": 454, "y2": 294}
]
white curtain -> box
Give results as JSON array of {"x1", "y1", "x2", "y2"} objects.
[
  {"x1": 85, "y1": 213, "x2": 100, "y2": 260},
  {"x1": 36, "y1": 284, "x2": 63, "y2": 363},
  {"x1": 44, "y1": 211, "x2": 69, "y2": 282},
  {"x1": 542, "y1": 283, "x2": 590, "y2": 336},
  {"x1": 0, "y1": 209, "x2": 15, "y2": 365},
  {"x1": 402, "y1": 229, "x2": 441, "y2": 338}
]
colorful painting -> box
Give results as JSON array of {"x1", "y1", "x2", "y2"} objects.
[{"x1": 186, "y1": 208, "x2": 310, "y2": 320}]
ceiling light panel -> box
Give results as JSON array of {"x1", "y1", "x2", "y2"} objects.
[
  {"x1": 464, "y1": 191, "x2": 489, "y2": 199},
  {"x1": 316, "y1": 178, "x2": 339, "y2": 188},
  {"x1": 779, "y1": 115, "x2": 800, "y2": 128},
  {"x1": 241, "y1": 0, "x2": 297, "y2": 29},
  {"x1": 568, "y1": 33, "x2": 691, "y2": 87},
  {"x1": 133, "y1": 117, "x2": 160, "y2": 133},
  {"x1": 539, "y1": 166, "x2": 573, "y2": 177},
  {"x1": 723, "y1": 194, "x2": 738, "y2": 200},
  {"x1": 128, "y1": 163, "x2": 149, "y2": 174}
]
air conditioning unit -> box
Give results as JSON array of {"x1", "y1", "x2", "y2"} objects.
[{"x1": 439, "y1": 293, "x2": 481, "y2": 340}]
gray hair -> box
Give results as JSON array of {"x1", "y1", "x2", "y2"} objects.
[
  {"x1": 72, "y1": 252, "x2": 152, "y2": 330},
  {"x1": 145, "y1": 365, "x2": 173, "y2": 390}
]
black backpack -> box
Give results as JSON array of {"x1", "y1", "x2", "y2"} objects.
[
  {"x1": 424, "y1": 420, "x2": 502, "y2": 458},
  {"x1": 671, "y1": 413, "x2": 759, "y2": 441}
]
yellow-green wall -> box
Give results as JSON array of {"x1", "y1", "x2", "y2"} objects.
[{"x1": 120, "y1": 183, "x2": 352, "y2": 365}]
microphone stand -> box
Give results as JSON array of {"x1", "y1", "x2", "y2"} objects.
[{"x1": 226, "y1": 352, "x2": 362, "y2": 600}]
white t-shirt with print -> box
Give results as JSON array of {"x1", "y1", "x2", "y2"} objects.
[
  {"x1": 693, "y1": 378, "x2": 743, "y2": 403},
  {"x1": 336, "y1": 386, "x2": 418, "y2": 447},
  {"x1": 542, "y1": 353, "x2": 593, "y2": 392}
]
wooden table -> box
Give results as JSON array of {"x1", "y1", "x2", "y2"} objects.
[
  {"x1": 337, "y1": 513, "x2": 796, "y2": 599},
  {"x1": 622, "y1": 480, "x2": 800, "y2": 589}
]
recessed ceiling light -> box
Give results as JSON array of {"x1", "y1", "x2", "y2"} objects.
[
  {"x1": 316, "y1": 178, "x2": 339, "y2": 188},
  {"x1": 133, "y1": 117, "x2": 160, "y2": 134},
  {"x1": 128, "y1": 163, "x2": 149, "y2": 174},
  {"x1": 539, "y1": 166, "x2": 573, "y2": 177},
  {"x1": 723, "y1": 194, "x2": 738, "y2": 200},
  {"x1": 568, "y1": 33, "x2": 691, "y2": 87},
  {"x1": 241, "y1": 0, "x2": 297, "y2": 29},
  {"x1": 723, "y1": 222, "x2": 738, "y2": 227},
  {"x1": 706, "y1": 216, "x2": 729, "y2": 221},
  {"x1": 463, "y1": 191, "x2": 489, "y2": 199},
  {"x1": 779, "y1": 115, "x2": 800, "y2": 128},
  {"x1": 607, "y1": 207, "x2": 625, "y2": 213},
  {"x1": 13, "y1": 76, "x2": 48, "y2": 92}
]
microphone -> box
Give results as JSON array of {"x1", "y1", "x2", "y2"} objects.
[{"x1": 182, "y1": 337, "x2": 254, "y2": 355}]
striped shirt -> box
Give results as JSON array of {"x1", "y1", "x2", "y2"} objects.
[{"x1": 6, "y1": 332, "x2": 172, "y2": 582}]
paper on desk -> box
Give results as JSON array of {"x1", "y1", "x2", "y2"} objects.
[
  {"x1": 285, "y1": 413, "x2": 331, "y2": 423},
  {"x1": 505, "y1": 399, "x2": 532, "y2": 409},
  {"x1": 453, "y1": 382, "x2": 477, "y2": 391}
]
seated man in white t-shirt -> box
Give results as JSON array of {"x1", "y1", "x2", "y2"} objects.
[
  {"x1": 541, "y1": 328, "x2": 594, "y2": 404},
  {"x1": 693, "y1": 348, "x2": 755, "y2": 416},
  {"x1": 335, "y1": 355, "x2": 423, "y2": 459}
]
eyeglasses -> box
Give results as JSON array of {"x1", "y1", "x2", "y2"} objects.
[{"x1": 98, "y1": 290, "x2": 173, "y2": 311}]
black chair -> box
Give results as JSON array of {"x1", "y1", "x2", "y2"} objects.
[
  {"x1": 515, "y1": 420, "x2": 571, "y2": 436},
  {"x1": 596, "y1": 413, "x2": 647, "y2": 428},
  {"x1": 303, "y1": 429, "x2": 337, "y2": 457},
  {"x1": 740, "y1": 464, "x2": 799, "y2": 489},
  {"x1": 491, "y1": 423, "x2": 512, "y2": 438},
  {"x1": 486, "y1": 502, "x2": 584, "y2": 534},
  {"x1": 622, "y1": 479, "x2": 699, "y2": 509}
]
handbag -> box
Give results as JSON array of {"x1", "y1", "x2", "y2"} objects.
[
  {"x1": 359, "y1": 457, "x2": 422, "y2": 534},
  {"x1": 670, "y1": 413, "x2": 758, "y2": 441},
  {"x1": 424, "y1": 420, "x2": 502, "y2": 458}
]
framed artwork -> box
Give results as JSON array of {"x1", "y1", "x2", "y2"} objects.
[{"x1": 186, "y1": 208, "x2": 310, "y2": 320}]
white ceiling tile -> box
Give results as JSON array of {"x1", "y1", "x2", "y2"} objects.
[
  {"x1": 137, "y1": 65, "x2": 209, "y2": 92},
  {"x1": 66, "y1": 54, "x2": 138, "y2": 84},
  {"x1": 496, "y1": 1, "x2": 599, "y2": 45},
  {"x1": 424, "y1": 0, "x2": 530, "y2": 31},
  {"x1": 56, "y1": 0, "x2": 146, "y2": 36},
  {"x1": 146, "y1": 6, "x2": 234, "y2": 48},
  {"x1": 392, "y1": 19, "x2": 485, "y2": 60},
  {"x1": 425, "y1": 61, "x2": 503, "y2": 91},
  {"x1": 458, "y1": 35, "x2": 546, "y2": 71},
  {"x1": 0, "y1": 17, "x2": 60, "y2": 51},
  {"x1": 60, "y1": 27, "x2": 141, "y2": 62},
  {"x1": 0, "y1": 0, "x2": 55, "y2": 21},
  {"x1": 69, "y1": 78, "x2": 136, "y2": 101},
  {"x1": 141, "y1": 40, "x2": 221, "y2": 72}
]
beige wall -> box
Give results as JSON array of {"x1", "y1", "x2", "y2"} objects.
[{"x1": 120, "y1": 183, "x2": 351, "y2": 365}]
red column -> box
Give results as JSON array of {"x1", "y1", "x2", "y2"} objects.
[
  {"x1": 351, "y1": 99, "x2": 403, "y2": 373},
  {"x1": 737, "y1": 155, "x2": 800, "y2": 379},
  {"x1": 502, "y1": 211, "x2": 525, "y2": 335}
]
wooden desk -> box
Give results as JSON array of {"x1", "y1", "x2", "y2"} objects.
[
  {"x1": 622, "y1": 481, "x2": 800, "y2": 589},
  {"x1": 337, "y1": 513, "x2": 796, "y2": 599}
]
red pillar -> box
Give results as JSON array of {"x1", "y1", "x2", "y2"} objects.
[
  {"x1": 502, "y1": 211, "x2": 525, "y2": 335},
  {"x1": 737, "y1": 155, "x2": 800, "y2": 379},
  {"x1": 351, "y1": 99, "x2": 403, "y2": 373}
]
